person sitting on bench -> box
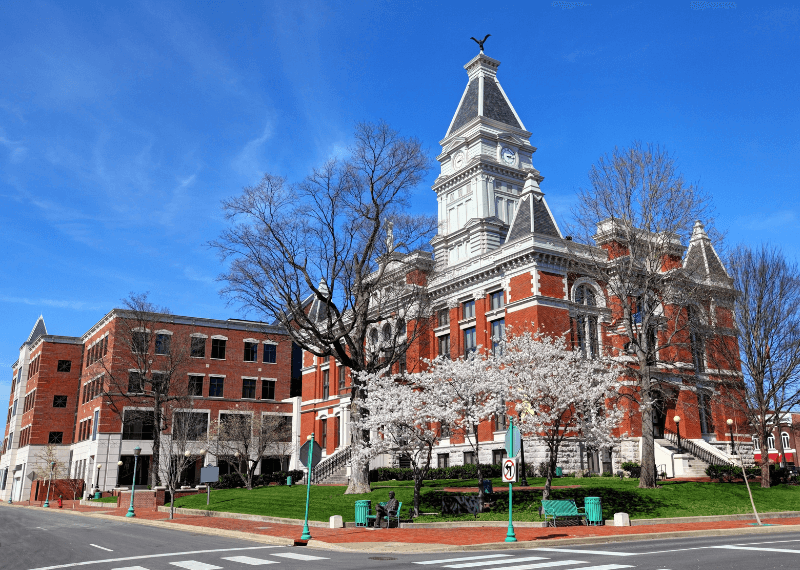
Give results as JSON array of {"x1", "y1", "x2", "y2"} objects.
[{"x1": 375, "y1": 491, "x2": 399, "y2": 528}]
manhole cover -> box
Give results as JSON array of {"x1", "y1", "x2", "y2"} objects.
[{"x1": 369, "y1": 557, "x2": 397, "y2": 560}]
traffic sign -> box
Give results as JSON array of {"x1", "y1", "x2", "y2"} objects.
[
  {"x1": 504, "y1": 423, "x2": 521, "y2": 457},
  {"x1": 502, "y1": 457, "x2": 518, "y2": 483},
  {"x1": 26, "y1": 471, "x2": 36, "y2": 482},
  {"x1": 299, "y1": 439, "x2": 322, "y2": 469}
]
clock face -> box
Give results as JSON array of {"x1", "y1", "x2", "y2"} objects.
[
  {"x1": 501, "y1": 147, "x2": 516, "y2": 165},
  {"x1": 453, "y1": 153, "x2": 464, "y2": 169}
]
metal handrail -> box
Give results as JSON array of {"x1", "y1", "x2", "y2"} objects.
[
  {"x1": 662, "y1": 428, "x2": 735, "y2": 467},
  {"x1": 309, "y1": 446, "x2": 353, "y2": 484}
]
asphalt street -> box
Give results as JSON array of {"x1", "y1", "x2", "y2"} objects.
[{"x1": 4, "y1": 507, "x2": 800, "y2": 570}]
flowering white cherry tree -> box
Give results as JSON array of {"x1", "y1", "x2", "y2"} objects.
[
  {"x1": 357, "y1": 371, "x2": 444, "y2": 517},
  {"x1": 497, "y1": 332, "x2": 623, "y2": 500},
  {"x1": 415, "y1": 352, "x2": 506, "y2": 507}
]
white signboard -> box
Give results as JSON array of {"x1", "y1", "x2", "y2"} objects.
[{"x1": 502, "y1": 457, "x2": 518, "y2": 483}]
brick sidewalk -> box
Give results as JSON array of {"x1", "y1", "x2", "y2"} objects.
[{"x1": 22, "y1": 502, "x2": 800, "y2": 546}]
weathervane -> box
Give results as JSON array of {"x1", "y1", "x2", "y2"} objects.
[{"x1": 470, "y1": 34, "x2": 491, "y2": 53}]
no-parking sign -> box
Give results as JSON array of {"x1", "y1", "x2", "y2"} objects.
[{"x1": 502, "y1": 457, "x2": 518, "y2": 483}]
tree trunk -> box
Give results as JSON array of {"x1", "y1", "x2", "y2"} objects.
[
  {"x1": 413, "y1": 475, "x2": 422, "y2": 518},
  {"x1": 519, "y1": 438, "x2": 529, "y2": 487},
  {"x1": 150, "y1": 405, "x2": 161, "y2": 487},
  {"x1": 760, "y1": 439, "x2": 771, "y2": 488},
  {"x1": 345, "y1": 405, "x2": 371, "y2": 494},
  {"x1": 542, "y1": 451, "x2": 557, "y2": 501},
  {"x1": 638, "y1": 376, "x2": 658, "y2": 488},
  {"x1": 169, "y1": 487, "x2": 175, "y2": 519}
]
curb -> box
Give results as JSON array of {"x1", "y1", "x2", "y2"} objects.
[{"x1": 156, "y1": 506, "x2": 331, "y2": 528}]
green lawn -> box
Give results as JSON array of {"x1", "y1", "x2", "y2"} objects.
[
  {"x1": 172, "y1": 478, "x2": 800, "y2": 523},
  {"x1": 90, "y1": 496, "x2": 119, "y2": 503}
]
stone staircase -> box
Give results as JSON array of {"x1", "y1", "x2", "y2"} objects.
[
  {"x1": 655, "y1": 438, "x2": 710, "y2": 477},
  {"x1": 306, "y1": 446, "x2": 352, "y2": 485}
]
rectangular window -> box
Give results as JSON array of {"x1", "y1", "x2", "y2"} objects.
[
  {"x1": 243, "y1": 342, "x2": 258, "y2": 362},
  {"x1": 338, "y1": 367, "x2": 346, "y2": 392},
  {"x1": 11, "y1": 400, "x2": 17, "y2": 416},
  {"x1": 174, "y1": 411, "x2": 209, "y2": 440},
  {"x1": 131, "y1": 331, "x2": 147, "y2": 354},
  {"x1": 191, "y1": 336, "x2": 206, "y2": 358},
  {"x1": 242, "y1": 378, "x2": 256, "y2": 399},
  {"x1": 262, "y1": 344, "x2": 277, "y2": 364},
  {"x1": 322, "y1": 370, "x2": 329, "y2": 399},
  {"x1": 321, "y1": 419, "x2": 328, "y2": 449},
  {"x1": 209, "y1": 376, "x2": 224, "y2": 398},
  {"x1": 491, "y1": 319, "x2": 505, "y2": 355},
  {"x1": 464, "y1": 327, "x2": 477, "y2": 355},
  {"x1": 437, "y1": 308, "x2": 450, "y2": 327},
  {"x1": 492, "y1": 449, "x2": 507, "y2": 465},
  {"x1": 462, "y1": 300, "x2": 475, "y2": 320},
  {"x1": 122, "y1": 411, "x2": 155, "y2": 440},
  {"x1": 261, "y1": 379, "x2": 276, "y2": 400},
  {"x1": 211, "y1": 338, "x2": 226, "y2": 360},
  {"x1": 490, "y1": 290, "x2": 504, "y2": 310},
  {"x1": 48, "y1": 432, "x2": 63, "y2": 444},
  {"x1": 57, "y1": 360, "x2": 71, "y2": 373},
  {"x1": 188, "y1": 375, "x2": 203, "y2": 397},
  {"x1": 437, "y1": 453, "x2": 450, "y2": 469},
  {"x1": 155, "y1": 333, "x2": 171, "y2": 355},
  {"x1": 127, "y1": 372, "x2": 143, "y2": 394},
  {"x1": 463, "y1": 451, "x2": 476, "y2": 465},
  {"x1": 438, "y1": 334, "x2": 451, "y2": 358},
  {"x1": 92, "y1": 410, "x2": 99, "y2": 440},
  {"x1": 494, "y1": 410, "x2": 507, "y2": 431}
]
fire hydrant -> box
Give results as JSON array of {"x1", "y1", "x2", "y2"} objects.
[{"x1": 57, "y1": 495, "x2": 63, "y2": 509}]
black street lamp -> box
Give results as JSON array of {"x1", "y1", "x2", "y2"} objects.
[
  {"x1": 674, "y1": 415, "x2": 682, "y2": 451},
  {"x1": 727, "y1": 418, "x2": 737, "y2": 455}
]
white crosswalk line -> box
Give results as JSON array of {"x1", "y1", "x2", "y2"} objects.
[
  {"x1": 414, "y1": 554, "x2": 514, "y2": 565},
  {"x1": 445, "y1": 556, "x2": 548, "y2": 568},
  {"x1": 533, "y1": 549, "x2": 638, "y2": 557},
  {"x1": 270, "y1": 552, "x2": 330, "y2": 561},
  {"x1": 712, "y1": 545, "x2": 800, "y2": 553},
  {"x1": 170, "y1": 562, "x2": 223, "y2": 570},
  {"x1": 222, "y1": 556, "x2": 279, "y2": 565},
  {"x1": 568, "y1": 566, "x2": 634, "y2": 570},
  {"x1": 111, "y1": 567, "x2": 150, "y2": 570},
  {"x1": 493, "y1": 561, "x2": 587, "y2": 570}
]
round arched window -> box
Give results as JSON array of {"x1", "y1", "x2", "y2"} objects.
[
  {"x1": 382, "y1": 323, "x2": 393, "y2": 342},
  {"x1": 574, "y1": 284, "x2": 599, "y2": 358},
  {"x1": 370, "y1": 328, "x2": 379, "y2": 345}
]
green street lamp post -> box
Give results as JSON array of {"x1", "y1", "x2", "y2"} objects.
[
  {"x1": 301, "y1": 434, "x2": 314, "y2": 541},
  {"x1": 505, "y1": 419, "x2": 517, "y2": 543},
  {"x1": 43, "y1": 461, "x2": 56, "y2": 508},
  {"x1": 126, "y1": 446, "x2": 142, "y2": 518}
]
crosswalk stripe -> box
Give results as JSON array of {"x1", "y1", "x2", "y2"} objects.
[
  {"x1": 445, "y1": 556, "x2": 548, "y2": 568},
  {"x1": 712, "y1": 545, "x2": 800, "y2": 553},
  {"x1": 169, "y1": 562, "x2": 222, "y2": 570},
  {"x1": 111, "y1": 567, "x2": 149, "y2": 570},
  {"x1": 271, "y1": 552, "x2": 330, "y2": 561},
  {"x1": 222, "y1": 556, "x2": 280, "y2": 565},
  {"x1": 568, "y1": 565, "x2": 634, "y2": 570},
  {"x1": 533, "y1": 549, "x2": 638, "y2": 557},
  {"x1": 414, "y1": 554, "x2": 514, "y2": 565},
  {"x1": 493, "y1": 560, "x2": 587, "y2": 570}
]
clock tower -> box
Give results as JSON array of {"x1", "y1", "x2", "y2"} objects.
[{"x1": 431, "y1": 51, "x2": 561, "y2": 271}]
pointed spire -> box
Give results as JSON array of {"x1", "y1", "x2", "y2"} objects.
[
  {"x1": 505, "y1": 172, "x2": 561, "y2": 243},
  {"x1": 684, "y1": 220, "x2": 730, "y2": 279},
  {"x1": 26, "y1": 315, "x2": 47, "y2": 346}
]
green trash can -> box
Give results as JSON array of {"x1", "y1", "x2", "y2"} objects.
[
  {"x1": 355, "y1": 500, "x2": 372, "y2": 527},
  {"x1": 584, "y1": 496, "x2": 603, "y2": 526},
  {"x1": 555, "y1": 466, "x2": 563, "y2": 477},
  {"x1": 94, "y1": 492, "x2": 102, "y2": 500}
]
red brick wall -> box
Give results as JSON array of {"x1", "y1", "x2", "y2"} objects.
[
  {"x1": 537, "y1": 271, "x2": 565, "y2": 299},
  {"x1": 509, "y1": 273, "x2": 532, "y2": 301},
  {"x1": 29, "y1": 479, "x2": 85, "y2": 501}
]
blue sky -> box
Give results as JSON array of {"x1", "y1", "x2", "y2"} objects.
[{"x1": 2, "y1": 1, "x2": 798, "y2": 432}]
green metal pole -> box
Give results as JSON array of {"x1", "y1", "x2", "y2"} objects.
[
  {"x1": 126, "y1": 455, "x2": 138, "y2": 517},
  {"x1": 505, "y1": 419, "x2": 517, "y2": 542},
  {"x1": 301, "y1": 433, "x2": 314, "y2": 540}
]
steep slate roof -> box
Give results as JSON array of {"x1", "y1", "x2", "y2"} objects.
[
  {"x1": 683, "y1": 220, "x2": 730, "y2": 279},
  {"x1": 505, "y1": 174, "x2": 562, "y2": 243},
  {"x1": 26, "y1": 315, "x2": 47, "y2": 346}
]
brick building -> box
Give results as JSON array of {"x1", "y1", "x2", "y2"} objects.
[
  {"x1": 300, "y1": 50, "x2": 747, "y2": 480},
  {"x1": 1, "y1": 311, "x2": 300, "y2": 502}
]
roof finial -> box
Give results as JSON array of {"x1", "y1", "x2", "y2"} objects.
[{"x1": 470, "y1": 34, "x2": 491, "y2": 54}]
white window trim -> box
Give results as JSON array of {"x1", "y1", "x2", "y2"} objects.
[
  {"x1": 191, "y1": 333, "x2": 208, "y2": 338},
  {"x1": 243, "y1": 338, "x2": 259, "y2": 344},
  {"x1": 262, "y1": 340, "x2": 278, "y2": 345},
  {"x1": 155, "y1": 329, "x2": 173, "y2": 336},
  {"x1": 210, "y1": 335, "x2": 228, "y2": 341}
]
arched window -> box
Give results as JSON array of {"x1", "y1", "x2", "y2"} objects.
[
  {"x1": 688, "y1": 306, "x2": 705, "y2": 373},
  {"x1": 752, "y1": 436, "x2": 760, "y2": 449},
  {"x1": 767, "y1": 435, "x2": 775, "y2": 450},
  {"x1": 382, "y1": 323, "x2": 393, "y2": 342},
  {"x1": 370, "y1": 328, "x2": 379, "y2": 345},
  {"x1": 574, "y1": 284, "x2": 599, "y2": 358},
  {"x1": 781, "y1": 432, "x2": 791, "y2": 450}
]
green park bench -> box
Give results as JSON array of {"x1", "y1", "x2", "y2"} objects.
[
  {"x1": 365, "y1": 501, "x2": 403, "y2": 528},
  {"x1": 541, "y1": 499, "x2": 587, "y2": 527}
]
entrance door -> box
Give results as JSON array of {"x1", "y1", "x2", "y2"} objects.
[
  {"x1": 652, "y1": 391, "x2": 667, "y2": 438},
  {"x1": 11, "y1": 476, "x2": 22, "y2": 502}
]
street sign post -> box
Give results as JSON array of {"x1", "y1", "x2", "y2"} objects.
[
  {"x1": 505, "y1": 420, "x2": 518, "y2": 542},
  {"x1": 200, "y1": 465, "x2": 219, "y2": 506},
  {"x1": 502, "y1": 457, "x2": 518, "y2": 483}
]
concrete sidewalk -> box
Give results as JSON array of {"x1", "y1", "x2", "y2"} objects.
[{"x1": 4, "y1": 501, "x2": 800, "y2": 553}]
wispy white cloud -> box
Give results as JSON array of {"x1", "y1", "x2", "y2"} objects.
[
  {"x1": 181, "y1": 265, "x2": 217, "y2": 286},
  {"x1": 0, "y1": 295, "x2": 109, "y2": 311},
  {"x1": 0, "y1": 128, "x2": 27, "y2": 163},
  {"x1": 741, "y1": 209, "x2": 798, "y2": 231},
  {"x1": 232, "y1": 119, "x2": 275, "y2": 177}
]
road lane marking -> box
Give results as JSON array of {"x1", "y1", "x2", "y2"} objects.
[
  {"x1": 711, "y1": 545, "x2": 800, "y2": 553},
  {"x1": 446, "y1": 557, "x2": 548, "y2": 568},
  {"x1": 170, "y1": 562, "x2": 222, "y2": 570},
  {"x1": 111, "y1": 567, "x2": 149, "y2": 570},
  {"x1": 221, "y1": 556, "x2": 279, "y2": 566},
  {"x1": 89, "y1": 544, "x2": 113, "y2": 552},
  {"x1": 496, "y1": 561, "x2": 587, "y2": 570},
  {"x1": 569, "y1": 566, "x2": 634, "y2": 570},
  {"x1": 28, "y1": 546, "x2": 282, "y2": 570},
  {"x1": 533, "y1": 549, "x2": 638, "y2": 557},
  {"x1": 415, "y1": 554, "x2": 514, "y2": 564},
  {"x1": 271, "y1": 552, "x2": 329, "y2": 561}
]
